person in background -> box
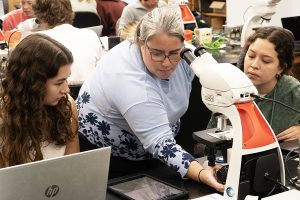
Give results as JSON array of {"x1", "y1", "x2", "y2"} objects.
[
  {"x1": 32, "y1": 0, "x2": 103, "y2": 98},
  {"x1": 77, "y1": 7, "x2": 224, "y2": 192},
  {"x1": 119, "y1": 20, "x2": 138, "y2": 41},
  {"x1": 70, "y1": 0, "x2": 98, "y2": 14},
  {"x1": 96, "y1": 0, "x2": 127, "y2": 36},
  {"x1": 122, "y1": 0, "x2": 135, "y2": 4},
  {"x1": 0, "y1": 34, "x2": 79, "y2": 168},
  {"x1": 2, "y1": 0, "x2": 35, "y2": 32},
  {"x1": 117, "y1": 0, "x2": 163, "y2": 36},
  {"x1": 207, "y1": 26, "x2": 300, "y2": 142}
]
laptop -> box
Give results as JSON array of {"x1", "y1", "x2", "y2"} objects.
[
  {"x1": 280, "y1": 140, "x2": 299, "y2": 153},
  {"x1": 281, "y1": 16, "x2": 300, "y2": 53},
  {"x1": 0, "y1": 146, "x2": 111, "y2": 200},
  {"x1": 83, "y1": 25, "x2": 103, "y2": 37}
]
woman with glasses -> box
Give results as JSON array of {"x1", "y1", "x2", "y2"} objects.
[{"x1": 77, "y1": 7, "x2": 224, "y2": 192}]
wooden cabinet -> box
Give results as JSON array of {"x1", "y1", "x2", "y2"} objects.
[
  {"x1": 203, "y1": 12, "x2": 226, "y2": 30},
  {"x1": 190, "y1": 0, "x2": 227, "y2": 30}
]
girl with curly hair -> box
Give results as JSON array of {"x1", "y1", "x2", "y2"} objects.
[{"x1": 0, "y1": 34, "x2": 79, "y2": 168}]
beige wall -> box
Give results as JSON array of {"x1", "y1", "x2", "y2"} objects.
[{"x1": 8, "y1": 0, "x2": 21, "y2": 12}]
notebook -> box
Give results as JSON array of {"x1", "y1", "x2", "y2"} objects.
[
  {"x1": 281, "y1": 16, "x2": 300, "y2": 53},
  {"x1": 0, "y1": 146, "x2": 111, "y2": 200}
]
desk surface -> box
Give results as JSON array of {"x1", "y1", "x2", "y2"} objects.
[
  {"x1": 106, "y1": 156, "x2": 299, "y2": 199},
  {"x1": 207, "y1": 46, "x2": 241, "y2": 64}
]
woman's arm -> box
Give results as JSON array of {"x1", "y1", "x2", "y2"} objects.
[{"x1": 64, "y1": 96, "x2": 80, "y2": 154}]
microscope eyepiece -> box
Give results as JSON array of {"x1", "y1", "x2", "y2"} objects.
[
  {"x1": 194, "y1": 46, "x2": 207, "y2": 57},
  {"x1": 180, "y1": 48, "x2": 195, "y2": 65}
]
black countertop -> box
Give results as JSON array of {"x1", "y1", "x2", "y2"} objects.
[
  {"x1": 106, "y1": 155, "x2": 299, "y2": 199},
  {"x1": 106, "y1": 166, "x2": 216, "y2": 200},
  {"x1": 206, "y1": 45, "x2": 242, "y2": 65}
]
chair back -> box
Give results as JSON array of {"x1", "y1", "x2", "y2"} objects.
[
  {"x1": 73, "y1": 12, "x2": 101, "y2": 28},
  {"x1": 2, "y1": 0, "x2": 9, "y2": 14}
]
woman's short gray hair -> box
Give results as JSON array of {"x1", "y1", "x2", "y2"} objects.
[{"x1": 134, "y1": 7, "x2": 185, "y2": 43}]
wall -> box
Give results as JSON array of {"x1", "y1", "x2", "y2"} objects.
[
  {"x1": 8, "y1": 0, "x2": 20, "y2": 12},
  {"x1": 226, "y1": 0, "x2": 300, "y2": 27},
  {"x1": 0, "y1": 0, "x2": 4, "y2": 16}
]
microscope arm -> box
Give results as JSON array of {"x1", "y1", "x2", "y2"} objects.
[
  {"x1": 240, "y1": 0, "x2": 281, "y2": 47},
  {"x1": 181, "y1": 47, "x2": 258, "y2": 111}
]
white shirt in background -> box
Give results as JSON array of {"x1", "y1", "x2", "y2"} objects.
[
  {"x1": 37, "y1": 24, "x2": 103, "y2": 85},
  {"x1": 70, "y1": 0, "x2": 97, "y2": 14}
]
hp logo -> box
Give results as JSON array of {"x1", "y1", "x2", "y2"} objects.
[{"x1": 45, "y1": 185, "x2": 60, "y2": 198}]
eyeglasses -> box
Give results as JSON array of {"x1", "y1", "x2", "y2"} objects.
[{"x1": 146, "y1": 44, "x2": 182, "y2": 63}]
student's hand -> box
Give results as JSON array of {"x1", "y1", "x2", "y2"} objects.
[
  {"x1": 200, "y1": 164, "x2": 225, "y2": 193},
  {"x1": 277, "y1": 125, "x2": 300, "y2": 142}
]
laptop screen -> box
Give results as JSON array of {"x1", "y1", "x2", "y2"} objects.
[
  {"x1": 281, "y1": 16, "x2": 300, "y2": 41},
  {"x1": 0, "y1": 147, "x2": 111, "y2": 200}
]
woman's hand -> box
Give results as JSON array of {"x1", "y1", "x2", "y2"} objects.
[
  {"x1": 277, "y1": 125, "x2": 300, "y2": 142},
  {"x1": 200, "y1": 164, "x2": 225, "y2": 193},
  {"x1": 186, "y1": 161, "x2": 225, "y2": 193}
]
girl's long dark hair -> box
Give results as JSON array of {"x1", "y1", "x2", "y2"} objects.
[{"x1": 0, "y1": 34, "x2": 74, "y2": 166}]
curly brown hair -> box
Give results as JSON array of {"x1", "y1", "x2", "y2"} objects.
[
  {"x1": 33, "y1": 0, "x2": 74, "y2": 28},
  {"x1": 0, "y1": 34, "x2": 74, "y2": 167},
  {"x1": 237, "y1": 26, "x2": 295, "y2": 75}
]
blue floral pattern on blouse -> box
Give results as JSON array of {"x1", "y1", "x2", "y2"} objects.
[{"x1": 77, "y1": 91, "x2": 194, "y2": 177}]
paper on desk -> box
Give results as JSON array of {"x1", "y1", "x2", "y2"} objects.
[
  {"x1": 244, "y1": 195, "x2": 259, "y2": 200},
  {"x1": 191, "y1": 193, "x2": 226, "y2": 200},
  {"x1": 261, "y1": 189, "x2": 300, "y2": 200}
]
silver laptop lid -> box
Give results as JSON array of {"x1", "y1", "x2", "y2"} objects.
[
  {"x1": 280, "y1": 140, "x2": 299, "y2": 153},
  {"x1": 82, "y1": 25, "x2": 103, "y2": 37},
  {"x1": 281, "y1": 16, "x2": 300, "y2": 41},
  {"x1": 0, "y1": 147, "x2": 111, "y2": 200}
]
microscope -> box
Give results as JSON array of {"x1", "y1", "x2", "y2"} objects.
[{"x1": 180, "y1": 47, "x2": 285, "y2": 200}]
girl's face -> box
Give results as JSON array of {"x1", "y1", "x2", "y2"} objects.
[
  {"x1": 244, "y1": 38, "x2": 284, "y2": 94},
  {"x1": 140, "y1": 34, "x2": 183, "y2": 80},
  {"x1": 21, "y1": 0, "x2": 35, "y2": 18},
  {"x1": 44, "y1": 64, "x2": 71, "y2": 106}
]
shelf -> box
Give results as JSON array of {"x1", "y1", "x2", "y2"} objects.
[
  {"x1": 203, "y1": 12, "x2": 226, "y2": 18},
  {"x1": 202, "y1": 12, "x2": 226, "y2": 30}
]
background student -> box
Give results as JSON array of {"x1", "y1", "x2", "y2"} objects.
[
  {"x1": 96, "y1": 0, "x2": 127, "y2": 36},
  {"x1": 116, "y1": 0, "x2": 161, "y2": 36},
  {"x1": 32, "y1": 0, "x2": 103, "y2": 98},
  {"x1": 2, "y1": 0, "x2": 35, "y2": 32}
]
